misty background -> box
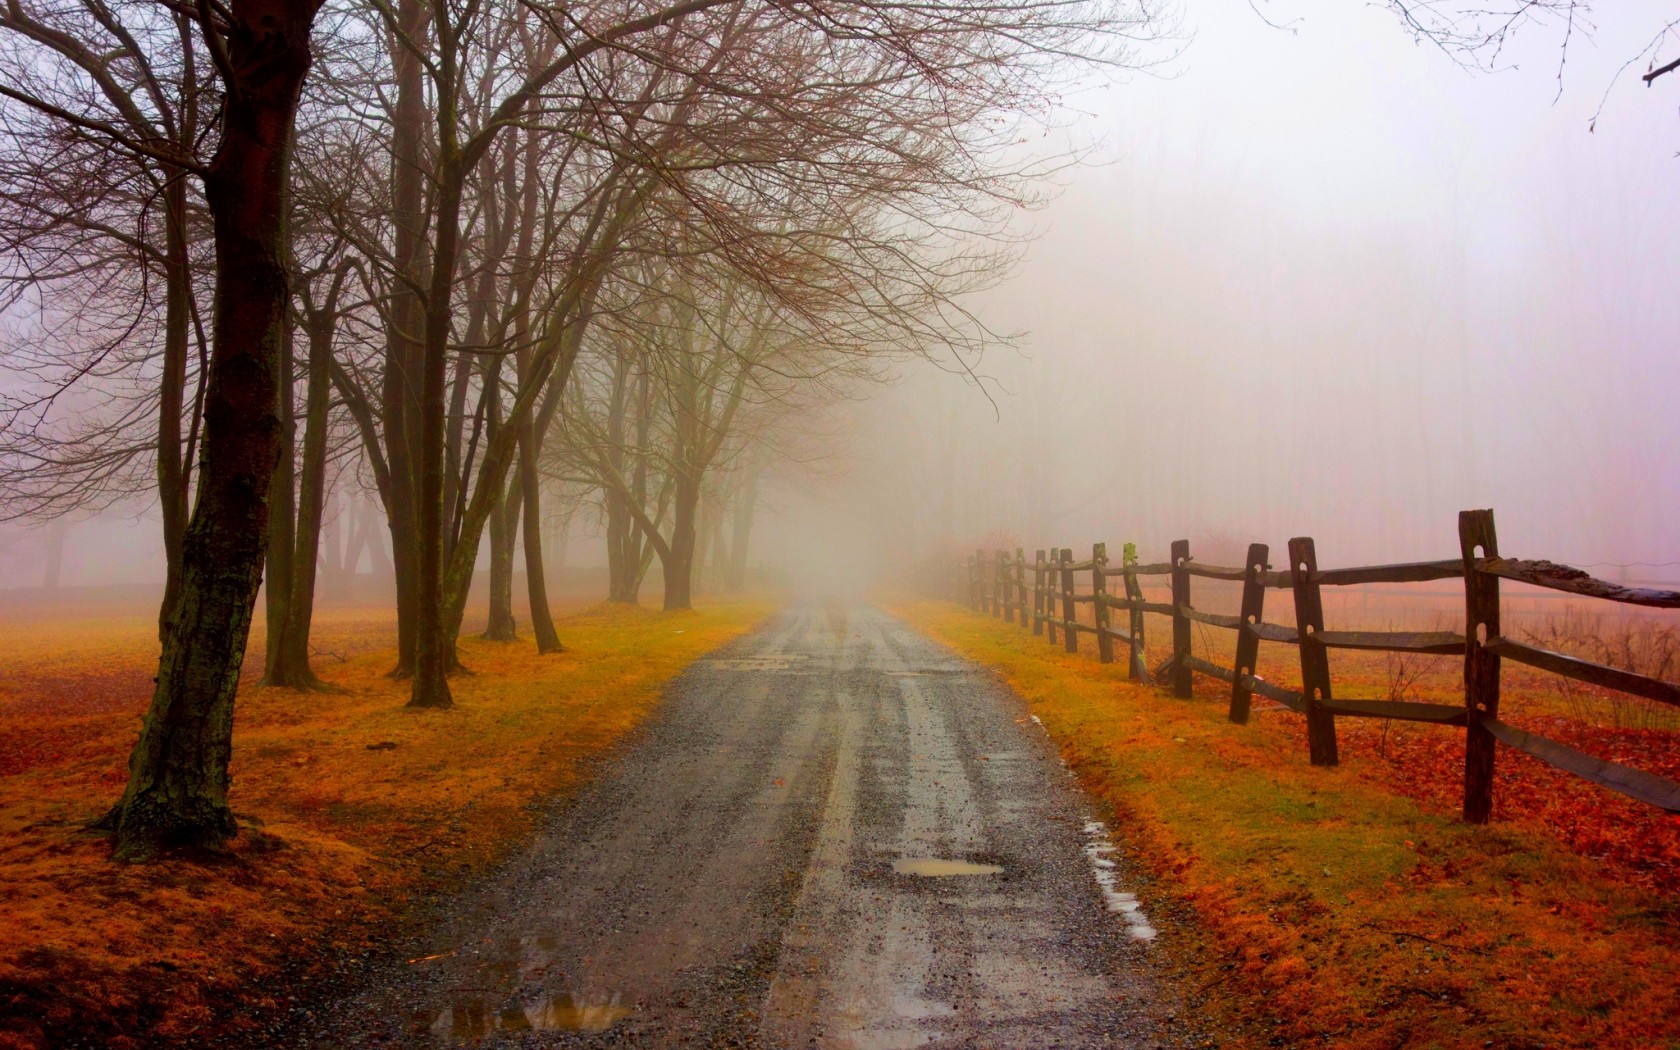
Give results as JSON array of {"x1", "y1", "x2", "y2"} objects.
[{"x1": 8, "y1": 0, "x2": 1677, "y2": 598}]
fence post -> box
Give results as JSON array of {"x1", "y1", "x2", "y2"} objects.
[
  {"x1": 1229, "y1": 542, "x2": 1269, "y2": 725},
  {"x1": 1015, "y1": 549, "x2": 1029, "y2": 628},
  {"x1": 1002, "y1": 549, "x2": 1014, "y2": 622},
  {"x1": 1032, "y1": 549, "x2": 1046, "y2": 636},
  {"x1": 1170, "y1": 539, "x2": 1193, "y2": 697},
  {"x1": 1092, "y1": 543, "x2": 1114, "y2": 663},
  {"x1": 1002, "y1": 549, "x2": 1014, "y2": 621},
  {"x1": 1060, "y1": 548, "x2": 1078, "y2": 653},
  {"x1": 1123, "y1": 544, "x2": 1145, "y2": 680},
  {"x1": 1044, "y1": 550, "x2": 1060, "y2": 646},
  {"x1": 994, "y1": 547, "x2": 1007, "y2": 621},
  {"x1": 1288, "y1": 536, "x2": 1339, "y2": 766},
  {"x1": 994, "y1": 547, "x2": 1007, "y2": 614},
  {"x1": 966, "y1": 555, "x2": 977, "y2": 609},
  {"x1": 1461, "y1": 509, "x2": 1501, "y2": 824}
]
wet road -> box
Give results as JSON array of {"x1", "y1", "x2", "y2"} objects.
[{"x1": 301, "y1": 603, "x2": 1195, "y2": 1049}]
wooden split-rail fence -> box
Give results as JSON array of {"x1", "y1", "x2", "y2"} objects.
[{"x1": 961, "y1": 509, "x2": 1680, "y2": 824}]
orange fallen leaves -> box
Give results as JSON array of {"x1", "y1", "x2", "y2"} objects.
[
  {"x1": 0, "y1": 597, "x2": 771, "y2": 1049},
  {"x1": 895, "y1": 598, "x2": 1680, "y2": 1050}
]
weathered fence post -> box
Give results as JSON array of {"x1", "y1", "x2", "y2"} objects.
[
  {"x1": 1015, "y1": 549, "x2": 1029, "y2": 628},
  {"x1": 1004, "y1": 549, "x2": 1016, "y2": 621},
  {"x1": 1060, "y1": 548, "x2": 1078, "y2": 654},
  {"x1": 1460, "y1": 509, "x2": 1501, "y2": 824},
  {"x1": 1032, "y1": 549, "x2": 1047, "y2": 636},
  {"x1": 966, "y1": 555, "x2": 977, "y2": 609},
  {"x1": 1044, "y1": 549, "x2": 1060, "y2": 646},
  {"x1": 1170, "y1": 539, "x2": 1193, "y2": 697},
  {"x1": 1288, "y1": 537, "x2": 1339, "y2": 766},
  {"x1": 995, "y1": 549, "x2": 1009, "y2": 619},
  {"x1": 1229, "y1": 542, "x2": 1270, "y2": 725},
  {"x1": 1092, "y1": 543, "x2": 1114, "y2": 663},
  {"x1": 986, "y1": 551, "x2": 996, "y2": 616},
  {"x1": 1123, "y1": 544, "x2": 1146, "y2": 680}
]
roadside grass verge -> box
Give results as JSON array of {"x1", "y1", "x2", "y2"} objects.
[
  {"x1": 892, "y1": 598, "x2": 1680, "y2": 1050},
  {"x1": 0, "y1": 598, "x2": 773, "y2": 1050}
]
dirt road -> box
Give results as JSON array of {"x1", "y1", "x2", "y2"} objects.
[{"x1": 300, "y1": 604, "x2": 1198, "y2": 1048}]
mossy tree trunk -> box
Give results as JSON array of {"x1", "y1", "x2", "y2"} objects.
[{"x1": 108, "y1": 0, "x2": 324, "y2": 860}]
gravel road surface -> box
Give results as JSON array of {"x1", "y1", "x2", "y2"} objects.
[{"x1": 298, "y1": 603, "x2": 1199, "y2": 1049}]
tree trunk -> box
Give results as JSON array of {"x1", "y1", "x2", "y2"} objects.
[
  {"x1": 550, "y1": 517, "x2": 569, "y2": 572},
  {"x1": 381, "y1": 0, "x2": 429, "y2": 679},
  {"x1": 262, "y1": 316, "x2": 297, "y2": 683},
  {"x1": 267, "y1": 305, "x2": 336, "y2": 688},
  {"x1": 319, "y1": 492, "x2": 345, "y2": 600},
  {"x1": 107, "y1": 0, "x2": 321, "y2": 860},
  {"x1": 695, "y1": 497, "x2": 721, "y2": 595},
  {"x1": 726, "y1": 465, "x2": 759, "y2": 592},
  {"x1": 156, "y1": 174, "x2": 193, "y2": 642},
  {"x1": 483, "y1": 488, "x2": 519, "y2": 641},
  {"x1": 605, "y1": 490, "x2": 632, "y2": 602},
  {"x1": 481, "y1": 366, "x2": 519, "y2": 641},
  {"x1": 663, "y1": 472, "x2": 701, "y2": 611},
  {"x1": 519, "y1": 412, "x2": 561, "y2": 652},
  {"x1": 361, "y1": 498, "x2": 392, "y2": 581},
  {"x1": 708, "y1": 507, "x2": 728, "y2": 593},
  {"x1": 385, "y1": 486, "x2": 420, "y2": 675},
  {"x1": 441, "y1": 339, "x2": 474, "y2": 567},
  {"x1": 408, "y1": 144, "x2": 464, "y2": 709},
  {"x1": 631, "y1": 529, "x2": 657, "y2": 604},
  {"x1": 432, "y1": 218, "x2": 614, "y2": 664},
  {"x1": 42, "y1": 519, "x2": 67, "y2": 590}
]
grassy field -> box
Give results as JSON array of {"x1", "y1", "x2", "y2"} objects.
[
  {"x1": 0, "y1": 595, "x2": 773, "y2": 1050},
  {"x1": 892, "y1": 597, "x2": 1680, "y2": 1050}
]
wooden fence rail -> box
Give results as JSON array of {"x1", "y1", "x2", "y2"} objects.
[{"x1": 960, "y1": 509, "x2": 1680, "y2": 822}]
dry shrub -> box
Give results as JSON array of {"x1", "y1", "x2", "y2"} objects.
[{"x1": 1519, "y1": 609, "x2": 1680, "y2": 730}]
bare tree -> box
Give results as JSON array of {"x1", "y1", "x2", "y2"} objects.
[
  {"x1": 0, "y1": 3, "x2": 215, "y2": 637},
  {"x1": 1, "y1": 0, "x2": 329, "y2": 858},
  {"x1": 1378, "y1": 0, "x2": 1680, "y2": 122}
]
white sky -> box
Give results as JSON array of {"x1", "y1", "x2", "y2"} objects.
[
  {"x1": 768, "y1": 0, "x2": 1680, "y2": 586},
  {"x1": 11, "y1": 1, "x2": 1679, "y2": 591}
]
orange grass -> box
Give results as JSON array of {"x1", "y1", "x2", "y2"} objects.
[
  {"x1": 892, "y1": 598, "x2": 1680, "y2": 1050},
  {"x1": 0, "y1": 597, "x2": 773, "y2": 1049}
]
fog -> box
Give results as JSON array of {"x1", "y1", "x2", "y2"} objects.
[
  {"x1": 6, "y1": 0, "x2": 1676, "y2": 601},
  {"x1": 759, "y1": 0, "x2": 1680, "y2": 591}
]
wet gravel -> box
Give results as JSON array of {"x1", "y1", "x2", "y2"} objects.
[{"x1": 278, "y1": 602, "x2": 1210, "y2": 1049}]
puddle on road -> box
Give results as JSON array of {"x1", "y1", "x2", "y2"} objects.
[
  {"x1": 424, "y1": 992, "x2": 631, "y2": 1040},
  {"x1": 527, "y1": 994, "x2": 632, "y2": 1032},
  {"x1": 1082, "y1": 821, "x2": 1158, "y2": 941},
  {"x1": 706, "y1": 654, "x2": 808, "y2": 672},
  {"x1": 893, "y1": 858, "x2": 1004, "y2": 877}
]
